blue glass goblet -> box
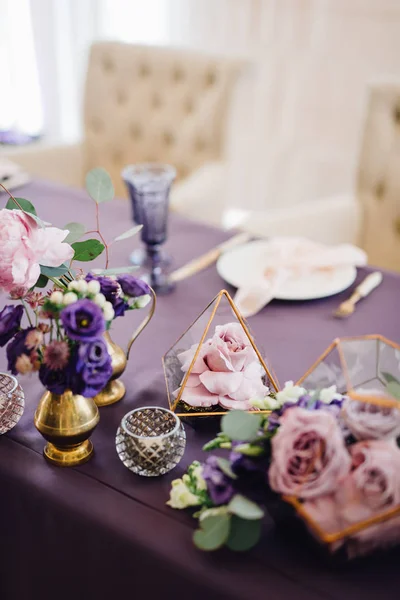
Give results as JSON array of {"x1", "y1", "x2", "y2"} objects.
[
  {"x1": 123, "y1": 167, "x2": 172, "y2": 269},
  {"x1": 121, "y1": 164, "x2": 176, "y2": 294}
]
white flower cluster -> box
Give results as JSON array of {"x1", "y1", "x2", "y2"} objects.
[
  {"x1": 250, "y1": 381, "x2": 343, "y2": 411},
  {"x1": 49, "y1": 279, "x2": 115, "y2": 321},
  {"x1": 166, "y1": 462, "x2": 206, "y2": 509}
]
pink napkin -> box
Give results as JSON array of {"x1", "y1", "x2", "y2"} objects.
[{"x1": 234, "y1": 237, "x2": 367, "y2": 317}]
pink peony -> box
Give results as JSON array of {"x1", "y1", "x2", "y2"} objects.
[
  {"x1": 302, "y1": 440, "x2": 400, "y2": 557},
  {"x1": 175, "y1": 322, "x2": 269, "y2": 410},
  {"x1": 269, "y1": 407, "x2": 351, "y2": 498},
  {"x1": 0, "y1": 209, "x2": 73, "y2": 293}
]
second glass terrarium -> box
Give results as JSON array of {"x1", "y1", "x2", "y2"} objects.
[{"x1": 162, "y1": 290, "x2": 279, "y2": 418}]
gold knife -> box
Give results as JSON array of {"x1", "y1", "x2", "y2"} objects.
[{"x1": 169, "y1": 232, "x2": 250, "y2": 283}]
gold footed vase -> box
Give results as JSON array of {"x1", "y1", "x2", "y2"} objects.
[
  {"x1": 34, "y1": 389, "x2": 100, "y2": 467},
  {"x1": 93, "y1": 288, "x2": 156, "y2": 407}
]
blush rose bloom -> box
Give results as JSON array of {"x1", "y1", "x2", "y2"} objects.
[
  {"x1": 302, "y1": 440, "x2": 400, "y2": 557},
  {"x1": 268, "y1": 407, "x2": 351, "y2": 498},
  {"x1": 342, "y1": 395, "x2": 400, "y2": 441},
  {"x1": 175, "y1": 322, "x2": 269, "y2": 410},
  {"x1": 0, "y1": 209, "x2": 74, "y2": 293}
]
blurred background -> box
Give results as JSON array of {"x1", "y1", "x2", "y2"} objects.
[{"x1": 1, "y1": 0, "x2": 399, "y2": 269}]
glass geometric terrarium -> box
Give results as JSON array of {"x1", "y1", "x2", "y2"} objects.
[
  {"x1": 162, "y1": 290, "x2": 279, "y2": 417},
  {"x1": 297, "y1": 334, "x2": 400, "y2": 409},
  {"x1": 287, "y1": 334, "x2": 400, "y2": 557}
]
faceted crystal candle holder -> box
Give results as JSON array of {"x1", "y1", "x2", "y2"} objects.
[
  {"x1": 115, "y1": 407, "x2": 186, "y2": 476},
  {"x1": 0, "y1": 373, "x2": 25, "y2": 435}
]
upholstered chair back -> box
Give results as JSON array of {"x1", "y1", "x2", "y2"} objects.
[
  {"x1": 357, "y1": 82, "x2": 400, "y2": 271},
  {"x1": 83, "y1": 42, "x2": 242, "y2": 198}
]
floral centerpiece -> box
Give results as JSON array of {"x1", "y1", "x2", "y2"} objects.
[
  {"x1": 0, "y1": 169, "x2": 154, "y2": 465},
  {"x1": 167, "y1": 379, "x2": 400, "y2": 558}
]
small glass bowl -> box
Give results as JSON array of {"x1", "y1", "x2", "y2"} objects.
[
  {"x1": 0, "y1": 373, "x2": 25, "y2": 435},
  {"x1": 115, "y1": 406, "x2": 186, "y2": 476}
]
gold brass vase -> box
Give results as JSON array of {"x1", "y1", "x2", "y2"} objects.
[
  {"x1": 34, "y1": 389, "x2": 100, "y2": 467},
  {"x1": 93, "y1": 288, "x2": 157, "y2": 407}
]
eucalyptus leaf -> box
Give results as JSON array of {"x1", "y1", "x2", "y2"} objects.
[
  {"x1": 226, "y1": 516, "x2": 261, "y2": 552},
  {"x1": 71, "y1": 239, "x2": 105, "y2": 262},
  {"x1": 91, "y1": 265, "x2": 139, "y2": 275},
  {"x1": 6, "y1": 197, "x2": 37, "y2": 215},
  {"x1": 382, "y1": 372, "x2": 400, "y2": 385},
  {"x1": 40, "y1": 264, "x2": 69, "y2": 277},
  {"x1": 216, "y1": 457, "x2": 237, "y2": 480},
  {"x1": 386, "y1": 381, "x2": 400, "y2": 400},
  {"x1": 85, "y1": 168, "x2": 114, "y2": 203},
  {"x1": 34, "y1": 274, "x2": 49, "y2": 288},
  {"x1": 193, "y1": 514, "x2": 231, "y2": 551},
  {"x1": 228, "y1": 494, "x2": 264, "y2": 520},
  {"x1": 221, "y1": 410, "x2": 262, "y2": 442},
  {"x1": 64, "y1": 222, "x2": 86, "y2": 244},
  {"x1": 114, "y1": 225, "x2": 143, "y2": 242}
]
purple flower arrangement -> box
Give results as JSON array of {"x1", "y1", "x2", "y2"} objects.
[
  {"x1": 1, "y1": 274, "x2": 151, "y2": 397},
  {"x1": 167, "y1": 381, "x2": 400, "y2": 558}
]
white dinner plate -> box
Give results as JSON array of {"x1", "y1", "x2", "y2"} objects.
[{"x1": 217, "y1": 240, "x2": 357, "y2": 301}]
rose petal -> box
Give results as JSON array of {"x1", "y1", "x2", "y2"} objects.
[
  {"x1": 199, "y1": 371, "x2": 243, "y2": 395},
  {"x1": 180, "y1": 383, "x2": 219, "y2": 407},
  {"x1": 177, "y1": 344, "x2": 209, "y2": 374},
  {"x1": 204, "y1": 343, "x2": 234, "y2": 372},
  {"x1": 218, "y1": 396, "x2": 254, "y2": 410}
]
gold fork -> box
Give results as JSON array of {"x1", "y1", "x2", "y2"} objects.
[{"x1": 333, "y1": 271, "x2": 383, "y2": 318}]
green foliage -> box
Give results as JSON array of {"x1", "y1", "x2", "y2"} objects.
[
  {"x1": 221, "y1": 410, "x2": 262, "y2": 442},
  {"x1": 40, "y1": 264, "x2": 70, "y2": 277},
  {"x1": 216, "y1": 457, "x2": 237, "y2": 480},
  {"x1": 382, "y1": 372, "x2": 400, "y2": 385},
  {"x1": 71, "y1": 239, "x2": 105, "y2": 262},
  {"x1": 114, "y1": 225, "x2": 143, "y2": 242},
  {"x1": 387, "y1": 381, "x2": 400, "y2": 400},
  {"x1": 6, "y1": 197, "x2": 37, "y2": 215},
  {"x1": 226, "y1": 516, "x2": 261, "y2": 552},
  {"x1": 64, "y1": 222, "x2": 85, "y2": 244},
  {"x1": 233, "y1": 443, "x2": 265, "y2": 457},
  {"x1": 228, "y1": 494, "x2": 264, "y2": 520},
  {"x1": 34, "y1": 274, "x2": 49, "y2": 288},
  {"x1": 85, "y1": 168, "x2": 114, "y2": 203},
  {"x1": 91, "y1": 265, "x2": 138, "y2": 276},
  {"x1": 193, "y1": 514, "x2": 231, "y2": 551}
]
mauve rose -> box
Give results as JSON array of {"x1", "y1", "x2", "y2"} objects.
[
  {"x1": 0, "y1": 209, "x2": 73, "y2": 293},
  {"x1": 175, "y1": 323, "x2": 269, "y2": 409},
  {"x1": 302, "y1": 440, "x2": 400, "y2": 557},
  {"x1": 0, "y1": 304, "x2": 23, "y2": 346},
  {"x1": 342, "y1": 396, "x2": 400, "y2": 441},
  {"x1": 268, "y1": 407, "x2": 351, "y2": 498}
]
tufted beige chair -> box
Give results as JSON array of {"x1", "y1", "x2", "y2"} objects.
[
  {"x1": 3, "y1": 41, "x2": 244, "y2": 226},
  {"x1": 356, "y1": 82, "x2": 400, "y2": 271}
]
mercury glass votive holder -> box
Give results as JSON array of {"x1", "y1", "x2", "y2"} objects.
[
  {"x1": 115, "y1": 406, "x2": 186, "y2": 476},
  {"x1": 0, "y1": 373, "x2": 25, "y2": 435}
]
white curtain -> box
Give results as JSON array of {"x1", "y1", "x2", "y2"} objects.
[
  {"x1": 0, "y1": 0, "x2": 42, "y2": 135},
  {"x1": 27, "y1": 0, "x2": 400, "y2": 211}
]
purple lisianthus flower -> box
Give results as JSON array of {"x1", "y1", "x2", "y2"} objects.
[
  {"x1": 6, "y1": 328, "x2": 34, "y2": 374},
  {"x1": 70, "y1": 338, "x2": 112, "y2": 397},
  {"x1": 117, "y1": 275, "x2": 150, "y2": 298},
  {"x1": 85, "y1": 273, "x2": 120, "y2": 303},
  {"x1": 39, "y1": 364, "x2": 70, "y2": 395},
  {"x1": 113, "y1": 297, "x2": 129, "y2": 317},
  {"x1": 61, "y1": 299, "x2": 105, "y2": 342},
  {"x1": 0, "y1": 305, "x2": 24, "y2": 346},
  {"x1": 202, "y1": 456, "x2": 234, "y2": 505}
]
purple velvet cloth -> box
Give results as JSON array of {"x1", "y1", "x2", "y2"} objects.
[{"x1": 1, "y1": 180, "x2": 400, "y2": 600}]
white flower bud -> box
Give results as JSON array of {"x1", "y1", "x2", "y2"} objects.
[
  {"x1": 103, "y1": 302, "x2": 115, "y2": 321},
  {"x1": 50, "y1": 291, "x2": 64, "y2": 304},
  {"x1": 87, "y1": 279, "x2": 101, "y2": 295},
  {"x1": 93, "y1": 293, "x2": 106, "y2": 308},
  {"x1": 135, "y1": 294, "x2": 151, "y2": 308},
  {"x1": 76, "y1": 279, "x2": 88, "y2": 294},
  {"x1": 68, "y1": 280, "x2": 79, "y2": 291},
  {"x1": 63, "y1": 292, "x2": 78, "y2": 305}
]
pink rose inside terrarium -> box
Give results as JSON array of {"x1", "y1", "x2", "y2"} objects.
[
  {"x1": 283, "y1": 335, "x2": 400, "y2": 558},
  {"x1": 163, "y1": 291, "x2": 278, "y2": 416}
]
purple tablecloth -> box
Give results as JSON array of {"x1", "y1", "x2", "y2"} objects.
[{"x1": 1, "y1": 180, "x2": 400, "y2": 600}]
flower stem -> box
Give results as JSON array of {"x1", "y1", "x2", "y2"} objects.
[
  {"x1": 0, "y1": 183, "x2": 25, "y2": 211},
  {"x1": 48, "y1": 276, "x2": 68, "y2": 290},
  {"x1": 21, "y1": 300, "x2": 33, "y2": 327}
]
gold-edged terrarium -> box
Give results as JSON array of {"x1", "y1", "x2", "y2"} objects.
[{"x1": 162, "y1": 290, "x2": 279, "y2": 417}]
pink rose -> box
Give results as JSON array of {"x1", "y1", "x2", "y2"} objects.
[
  {"x1": 302, "y1": 440, "x2": 400, "y2": 557},
  {"x1": 269, "y1": 408, "x2": 351, "y2": 498},
  {"x1": 0, "y1": 209, "x2": 73, "y2": 293},
  {"x1": 175, "y1": 322, "x2": 269, "y2": 409},
  {"x1": 342, "y1": 395, "x2": 400, "y2": 441}
]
